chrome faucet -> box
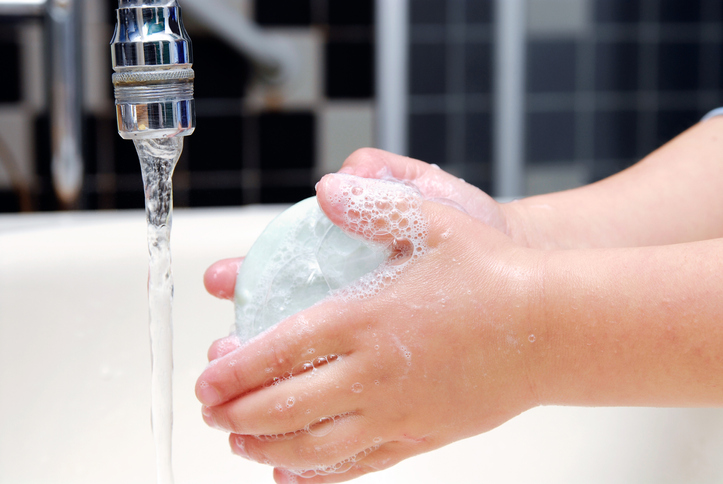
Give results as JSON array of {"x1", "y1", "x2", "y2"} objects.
[{"x1": 110, "y1": 0, "x2": 195, "y2": 140}]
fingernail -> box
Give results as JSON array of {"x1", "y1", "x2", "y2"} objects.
[
  {"x1": 197, "y1": 381, "x2": 221, "y2": 406},
  {"x1": 202, "y1": 410, "x2": 216, "y2": 428},
  {"x1": 202, "y1": 405, "x2": 213, "y2": 417}
]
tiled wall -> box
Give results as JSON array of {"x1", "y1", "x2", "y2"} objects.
[
  {"x1": 0, "y1": 0, "x2": 375, "y2": 212},
  {"x1": 1, "y1": 0, "x2": 723, "y2": 212},
  {"x1": 408, "y1": 0, "x2": 723, "y2": 196}
]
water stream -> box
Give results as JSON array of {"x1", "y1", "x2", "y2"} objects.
[{"x1": 135, "y1": 137, "x2": 183, "y2": 484}]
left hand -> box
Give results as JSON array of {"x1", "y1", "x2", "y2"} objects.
[{"x1": 196, "y1": 174, "x2": 544, "y2": 483}]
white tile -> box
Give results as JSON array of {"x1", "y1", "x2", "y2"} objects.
[
  {"x1": 527, "y1": 0, "x2": 591, "y2": 37},
  {"x1": 84, "y1": 22, "x2": 113, "y2": 114},
  {"x1": 525, "y1": 161, "x2": 588, "y2": 196},
  {"x1": 317, "y1": 102, "x2": 375, "y2": 178},
  {"x1": 244, "y1": 28, "x2": 323, "y2": 111},
  {"x1": 19, "y1": 23, "x2": 45, "y2": 113},
  {"x1": 0, "y1": 108, "x2": 34, "y2": 190}
]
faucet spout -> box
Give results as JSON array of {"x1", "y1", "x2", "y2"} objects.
[{"x1": 110, "y1": 0, "x2": 195, "y2": 140}]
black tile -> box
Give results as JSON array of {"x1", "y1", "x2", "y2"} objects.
[
  {"x1": 410, "y1": 0, "x2": 447, "y2": 24},
  {"x1": 82, "y1": 116, "x2": 99, "y2": 175},
  {"x1": 192, "y1": 36, "x2": 251, "y2": 99},
  {"x1": 593, "y1": 0, "x2": 640, "y2": 23},
  {"x1": 187, "y1": 116, "x2": 244, "y2": 171},
  {"x1": 409, "y1": 113, "x2": 447, "y2": 165},
  {"x1": 594, "y1": 111, "x2": 637, "y2": 159},
  {"x1": 657, "y1": 110, "x2": 700, "y2": 146},
  {"x1": 328, "y1": 0, "x2": 374, "y2": 26},
  {"x1": 527, "y1": 111, "x2": 575, "y2": 163},
  {"x1": 465, "y1": 43, "x2": 492, "y2": 93},
  {"x1": 114, "y1": 136, "x2": 143, "y2": 174},
  {"x1": 465, "y1": 112, "x2": 492, "y2": 163},
  {"x1": 189, "y1": 187, "x2": 244, "y2": 207},
  {"x1": 254, "y1": 0, "x2": 311, "y2": 26},
  {"x1": 34, "y1": 114, "x2": 51, "y2": 178},
  {"x1": 410, "y1": 44, "x2": 446, "y2": 95},
  {"x1": 0, "y1": 190, "x2": 20, "y2": 213},
  {"x1": 260, "y1": 184, "x2": 315, "y2": 204},
  {"x1": 527, "y1": 41, "x2": 576, "y2": 93},
  {"x1": 258, "y1": 112, "x2": 315, "y2": 169},
  {"x1": 325, "y1": 42, "x2": 374, "y2": 98},
  {"x1": 115, "y1": 190, "x2": 146, "y2": 210},
  {"x1": 660, "y1": 0, "x2": 701, "y2": 23},
  {"x1": 658, "y1": 43, "x2": 699, "y2": 91},
  {"x1": 0, "y1": 40, "x2": 20, "y2": 103},
  {"x1": 465, "y1": 0, "x2": 493, "y2": 24},
  {"x1": 595, "y1": 42, "x2": 638, "y2": 91},
  {"x1": 459, "y1": 162, "x2": 492, "y2": 192}
]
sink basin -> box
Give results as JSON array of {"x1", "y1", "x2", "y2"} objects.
[{"x1": 1, "y1": 208, "x2": 722, "y2": 483}]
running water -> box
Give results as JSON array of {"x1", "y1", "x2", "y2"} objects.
[{"x1": 135, "y1": 137, "x2": 183, "y2": 484}]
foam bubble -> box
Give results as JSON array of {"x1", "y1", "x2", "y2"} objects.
[
  {"x1": 286, "y1": 445, "x2": 381, "y2": 478},
  {"x1": 306, "y1": 416, "x2": 336, "y2": 437},
  {"x1": 351, "y1": 382, "x2": 364, "y2": 393},
  {"x1": 330, "y1": 176, "x2": 429, "y2": 301}
]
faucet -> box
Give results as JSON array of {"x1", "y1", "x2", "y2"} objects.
[{"x1": 110, "y1": 0, "x2": 195, "y2": 140}]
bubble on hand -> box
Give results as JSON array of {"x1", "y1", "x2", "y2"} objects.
[{"x1": 306, "y1": 415, "x2": 337, "y2": 437}]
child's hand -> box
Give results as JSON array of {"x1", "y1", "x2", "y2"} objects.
[
  {"x1": 196, "y1": 174, "x2": 544, "y2": 482},
  {"x1": 335, "y1": 148, "x2": 530, "y2": 244}
]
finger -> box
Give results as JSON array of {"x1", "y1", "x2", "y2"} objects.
[
  {"x1": 195, "y1": 297, "x2": 367, "y2": 407},
  {"x1": 228, "y1": 413, "x2": 382, "y2": 472},
  {"x1": 202, "y1": 352, "x2": 369, "y2": 436},
  {"x1": 337, "y1": 148, "x2": 507, "y2": 233},
  {"x1": 207, "y1": 334, "x2": 242, "y2": 362},
  {"x1": 204, "y1": 257, "x2": 243, "y2": 300},
  {"x1": 271, "y1": 442, "x2": 416, "y2": 483},
  {"x1": 315, "y1": 173, "x2": 428, "y2": 248}
]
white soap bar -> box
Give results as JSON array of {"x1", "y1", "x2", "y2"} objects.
[{"x1": 234, "y1": 197, "x2": 386, "y2": 342}]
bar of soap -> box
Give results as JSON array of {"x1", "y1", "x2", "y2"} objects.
[{"x1": 234, "y1": 197, "x2": 386, "y2": 342}]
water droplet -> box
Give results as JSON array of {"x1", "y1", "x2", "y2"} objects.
[{"x1": 351, "y1": 382, "x2": 364, "y2": 393}]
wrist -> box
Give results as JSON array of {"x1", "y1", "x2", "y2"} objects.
[{"x1": 500, "y1": 198, "x2": 561, "y2": 250}]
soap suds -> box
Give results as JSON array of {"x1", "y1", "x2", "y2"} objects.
[{"x1": 329, "y1": 175, "x2": 429, "y2": 301}]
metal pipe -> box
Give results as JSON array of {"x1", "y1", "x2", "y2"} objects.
[
  {"x1": 375, "y1": 0, "x2": 409, "y2": 156},
  {"x1": 48, "y1": 0, "x2": 84, "y2": 208},
  {"x1": 493, "y1": 0, "x2": 527, "y2": 198},
  {"x1": 181, "y1": 0, "x2": 297, "y2": 84}
]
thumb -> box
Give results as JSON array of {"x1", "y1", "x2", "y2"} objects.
[{"x1": 316, "y1": 173, "x2": 430, "y2": 258}]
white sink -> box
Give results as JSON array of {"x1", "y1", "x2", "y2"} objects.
[{"x1": 1, "y1": 208, "x2": 722, "y2": 484}]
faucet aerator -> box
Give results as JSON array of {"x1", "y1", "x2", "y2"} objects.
[{"x1": 110, "y1": 0, "x2": 195, "y2": 140}]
